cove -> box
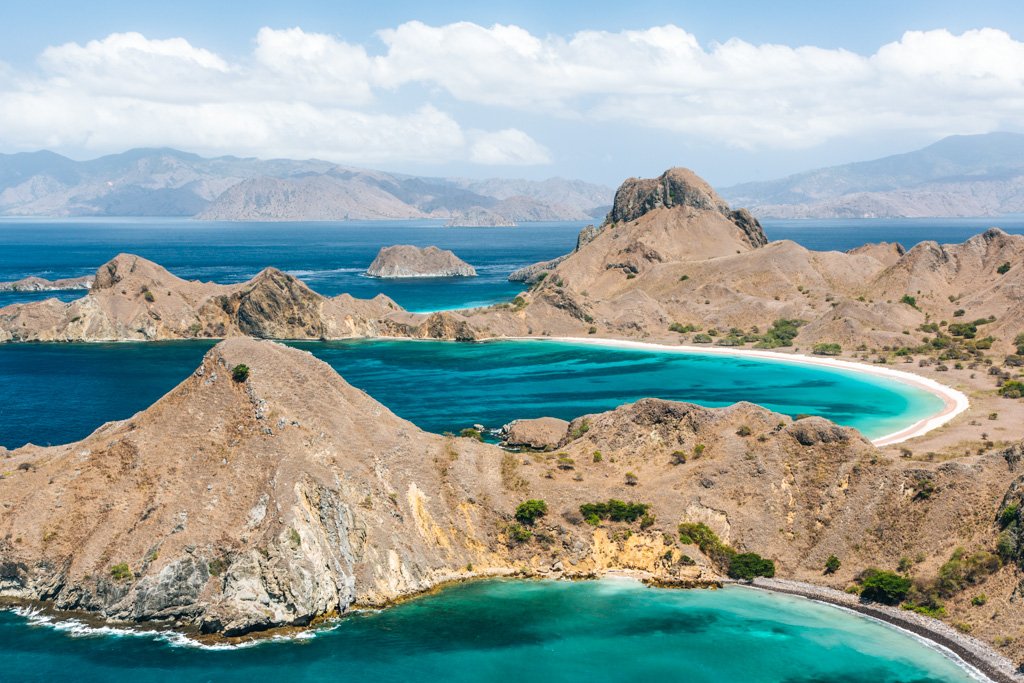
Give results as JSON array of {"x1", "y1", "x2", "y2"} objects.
[
  {"x1": 0, "y1": 339, "x2": 943, "y2": 449},
  {"x1": 0, "y1": 580, "x2": 978, "y2": 682}
]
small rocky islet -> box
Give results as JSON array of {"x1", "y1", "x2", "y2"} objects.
[
  {"x1": 2, "y1": 168, "x2": 1024, "y2": 679},
  {"x1": 364, "y1": 244, "x2": 478, "y2": 278}
]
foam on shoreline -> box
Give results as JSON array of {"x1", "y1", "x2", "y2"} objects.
[{"x1": 511, "y1": 336, "x2": 970, "y2": 446}]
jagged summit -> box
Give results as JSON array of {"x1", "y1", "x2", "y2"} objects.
[{"x1": 605, "y1": 167, "x2": 768, "y2": 249}]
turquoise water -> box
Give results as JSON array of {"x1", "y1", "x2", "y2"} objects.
[
  {"x1": 0, "y1": 339, "x2": 942, "y2": 448},
  {"x1": 0, "y1": 580, "x2": 977, "y2": 682},
  {"x1": 0, "y1": 218, "x2": 977, "y2": 679}
]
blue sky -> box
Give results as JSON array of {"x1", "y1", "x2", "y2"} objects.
[{"x1": 2, "y1": 0, "x2": 1023, "y2": 186}]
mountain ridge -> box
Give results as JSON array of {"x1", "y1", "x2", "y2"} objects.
[
  {"x1": 722, "y1": 132, "x2": 1024, "y2": 218},
  {"x1": 0, "y1": 148, "x2": 613, "y2": 222}
]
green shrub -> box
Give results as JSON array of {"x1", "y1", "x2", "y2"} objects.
[
  {"x1": 110, "y1": 563, "x2": 132, "y2": 582},
  {"x1": 669, "y1": 322, "x2": 696, "y2": 333},
  {"x1": 1000, "y1": 381, "x2": 1024, "y2": 399},
  {"x1": 692, "y1": 333, "x2": 712, "y2": 343},
  {"x1": 972, "y1": 594, "x2": 988, "y2": 606},
  {"x1": 1000, "y1": 503, "x2": 1019, "y2": 529},
  {"x1": 569, "y1": 420, "x2": 590, "y2": 439},
  {"x1": 754, "y1": 319, "x2": 804, "y2": 348},
  {"x1": 900, "y1": 295, "x2": 918, "y2": 309},
  {"x1": 506, "y1": 523, "x2": 533, "y2": 544},
  {"x1": 231, "y1": 364, "x2": 250, "y2": 382},
  {"x1": 858, "y1": 569, "x2": 912, "y2": 604},
  {"x1": 678, "y1": 522, "x2": 735, "y2": 567},
  {"x1": 515, "y1": 499, "x2": 548, "y2": 525},
  {"x1": 825, "y1": 555, "x2": 841, "y2": 574},
  {"x1": 736, "y1": 425, "x2": 752, "y2": 437},
  {"x1": 997, "y1": 262, "x2": 1011, "y2": 275},
  {"x1": 948, "y1": 322, "x2": 978, "y2": 338},
  {"x1": 580, "y1": 499, "x2": 649, "y2": 523},
  {"x1": 728, "y1": 552, "x2": 775, "y2": 580},
  {"x1": 812, "y1": 343, "x2": 842, "y2": 356},
  {"x1": 459, "y1": 428, "x2": 484, "y2": 441}
]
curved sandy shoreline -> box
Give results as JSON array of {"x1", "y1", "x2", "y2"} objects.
[
  {"x1": 508, "y1": 336, "x2": 970, "y2": 447},
  {"x1": 748, "y1": 578, "x2": 1021, "y2": 683}
]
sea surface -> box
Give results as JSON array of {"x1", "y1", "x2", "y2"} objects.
[
  {"x1": 1, "y1": 216, "x2": 1023, "y2": 310},
  {"x1": 0, "y1": 218, "x2": 584, "y2": 312},
  {"x1": 0, "y1": 215, "x2": 1006, "y2": 681},
  {"x1": 0, "y1": 338, "x2": 942, "y2": 449},
  {"x1": 0, "y1": 580, "x2": 978, "y2": 682}
]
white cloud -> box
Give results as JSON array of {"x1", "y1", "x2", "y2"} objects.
[
  {"x1": 469, "y1": 129, "x2": 551, "y2": 165},
  {"x1": 374, "y1": 23, "x2": 1024, "y2": 148},
  {"x1": 1, "y1": 23, "x2": 1022, "y2": 164}
]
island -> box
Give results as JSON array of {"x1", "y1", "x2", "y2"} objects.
[{"x1": 365, "y1": 245, "x2": 478, "y2": 278}]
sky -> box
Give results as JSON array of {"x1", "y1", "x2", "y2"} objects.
[{"x1": 1, "y1": 0, "x2": 1023, "y2": 186}]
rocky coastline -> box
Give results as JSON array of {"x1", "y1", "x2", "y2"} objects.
[{"x1": 0, "y1": 274, "x2": 92, "y2": 291}]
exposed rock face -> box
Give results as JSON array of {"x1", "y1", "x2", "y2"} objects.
[
  {"x1": 0, "y1": 254, "x2": 400, "y2": 342},
  {"x1": 366, "y1": 245, "x2": 478, "y2": 278},
  {"x1": 507, "y1": 225, "x2": 601, "y2": 283},
  {"x1": 605, "y1": 168, "x2": 768, "y2": 250},
  {"x1": 0, "y1": 275, "x2": 92, "y2": 292},
  {"x1": 1, "y1": 347, "x2": 1020, "y2": 655},
  {"x1": 499, "y1": 417, "x2": 569, "y2": 450}
]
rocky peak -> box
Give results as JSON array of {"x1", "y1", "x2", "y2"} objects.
[
  {"x1": 92, "y1": 253, "x2": 183, "y2": 292},
  {"x1": 605, "y1": 168, "x2": 767, "y2": 248}
]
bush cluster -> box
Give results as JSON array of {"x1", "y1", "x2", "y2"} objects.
[
  {"x1": 515, "y1": 499, "x2": 548, "y2": 525},
  {"x1": 580, "y1": 499, "x2": 649, "y2": 525}
]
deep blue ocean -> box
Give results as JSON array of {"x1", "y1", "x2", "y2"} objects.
[
  {"x1": 0, "y1": 216, "x2": 1009, "y2": 681},
  {"x1": 1, "y1": 215, "x2": 1022, "y2": 310}
]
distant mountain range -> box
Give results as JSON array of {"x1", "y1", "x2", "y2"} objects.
[
  {"x1": 721, "y1": 132, "x2": 1024, "y2": 218},
  {"x1": 0, "y1": 148, "x2": 613, "y2": 222}
]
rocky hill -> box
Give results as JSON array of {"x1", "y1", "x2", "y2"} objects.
[
  {"x1": 0, "y1": 148, "x2": 612, "y2": 221},
  {"x1": 4, "y1": 166, "x2": 1024, "y2": 359},
  {"x1": 476, "y1": 167, "x2": 1024, "y2": 356},
  {"x1": 0, "y1": 337, "x2": 1021, "y2": 666},
  {"x1": 0, "y1": 254, "x2": 400, "y2": 342},
  {"x1": 722, "y1": 132, "x2": 1024, "y2": 218},
  {"x1": 365, "y1": 245, "x2": 477, "y2": 278}
]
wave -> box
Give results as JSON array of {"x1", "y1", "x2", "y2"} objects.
[{"x1": 7, "y1": 605, "x2": 341, "y2": 651}]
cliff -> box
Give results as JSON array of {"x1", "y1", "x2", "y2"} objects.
[
  {"x1": 1, "y1": 338, "x2": 1021, "y2": 658},
  {"x1": 365, "y1": 245, "x2": 478, "y2": 278}
]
